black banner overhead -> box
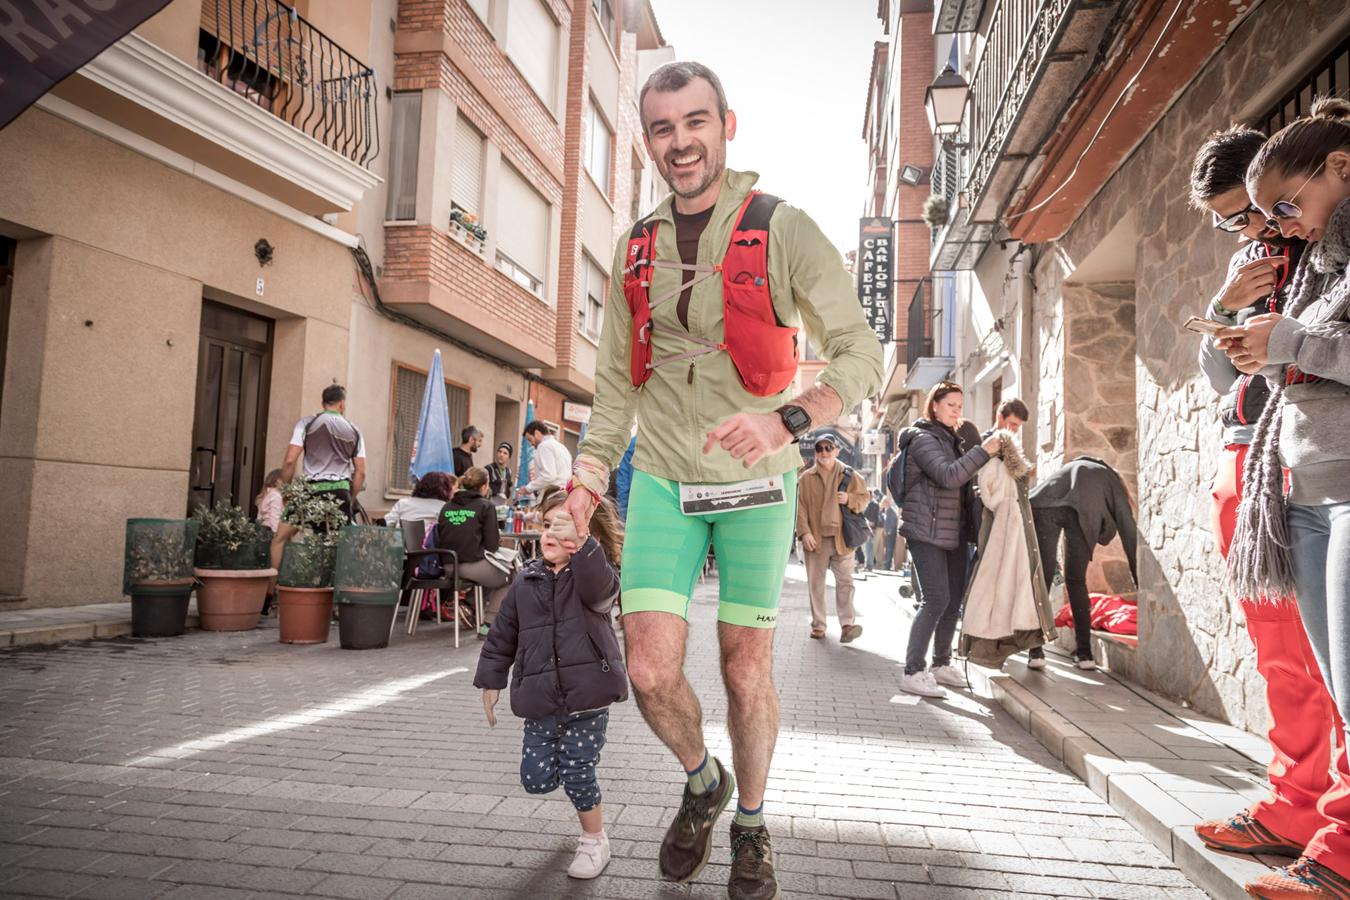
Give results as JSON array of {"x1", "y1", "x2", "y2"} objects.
[
  {"x1": 857, "y1": 217, "x2": 894, "y2": 343},
  {"x1": 0, "y1": 0, "x2": 173, "y2": 131}
]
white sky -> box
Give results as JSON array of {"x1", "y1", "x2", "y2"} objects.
[{"x1": 654, "y1": 0, "x2": 886, "y2": 256}]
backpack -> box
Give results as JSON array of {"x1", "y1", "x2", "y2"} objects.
[
  {"x1": 837, "y1": 466, "x2": 872, "y2": 550},
  {"x1": 416, "y1": 523, "x2": 443, "y2": 580},
  {"x1": 885, "y1": 444, "x2": 910, "y2": 512}
]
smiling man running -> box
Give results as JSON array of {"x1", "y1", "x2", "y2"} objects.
[{"x1": 562, "y1": 62, "x2": 882, "y2": 899}]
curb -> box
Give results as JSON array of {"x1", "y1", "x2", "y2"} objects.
[
  {"x1": 2, "y1": 613, "x2": 202, "y2": 647},
  {"x1": 964, "y1": 659, "x2": 1269, "y2": 900}
]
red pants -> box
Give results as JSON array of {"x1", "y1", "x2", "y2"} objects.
[{"x1": 1214, "y1": 444, "x2": 1350, "y2": 865}]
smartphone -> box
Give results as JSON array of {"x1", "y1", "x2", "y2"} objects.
[{"x1": 1183, "y1": 316, "x2": 1224, "y2": 337}]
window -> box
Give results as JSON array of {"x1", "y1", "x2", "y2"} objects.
[
  {"x1": 583, "y1": 96, "x2": 612, "y2": 195},
  {"x1": 506, "y1": 0, "x2": 559, "y2": 108},
  {"x1": 592, "y1": 0, "x2": 618, "y2": 51},
  {"x1": 578, "y1": 256, "x2": 605, "y2": 341},
  {"x1": 495, "y1": 162, "x2": 550, "y2": 296},
  {"x1": 197, "y1": 29, "x2": 280, "y2": 109},
  {"x1": 1259, "y1": 36, "x2": 1349, "y2": 133},
  {"x1": 386, "y1": 92, "x2": 423, "y2": 221},
  {"x1": 451, "y1": 115, "x2": 485, "y2": 218},
  {"x1": 388, "y1": 364, "x2": 470, "y2": 493}
]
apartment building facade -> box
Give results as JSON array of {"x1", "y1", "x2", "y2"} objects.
[
  {"x1": 881, "y1": 0, "x2": 1350, "y2": 730},
  {"x1": 0, "y1": 0, "x2": 668, "y2": 609}
]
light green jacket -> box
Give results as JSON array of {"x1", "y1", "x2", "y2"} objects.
[{"x1": 578, "y1": 169, "x2": 883, "y2": 484}]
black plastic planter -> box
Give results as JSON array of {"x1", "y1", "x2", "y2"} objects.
[
  {"x1": 337, "y1": 602, "x2": 396, "y2": 650},
  {"x1": 129, "y1": 581, "x2": 194, "y2": 637}
]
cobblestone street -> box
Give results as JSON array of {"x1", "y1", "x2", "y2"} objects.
[{"x1": 0, "y1": 567, "x2": 1203, "y2": 899}]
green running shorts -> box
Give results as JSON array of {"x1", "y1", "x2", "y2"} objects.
[{"x1": 620, "y1": 469, "x2": 797, "y2": 628}]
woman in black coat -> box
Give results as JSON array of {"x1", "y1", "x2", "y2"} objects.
[{"x1": 890, "y1": 381, "x2": 1000, "y2": 699}]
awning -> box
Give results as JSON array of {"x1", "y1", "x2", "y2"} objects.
[{"x1": 904, "y1": 356, "x2": 956, "y2": 392}]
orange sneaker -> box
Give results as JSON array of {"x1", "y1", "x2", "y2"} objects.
[
  {"x1": 1246, "y1": 857, "x2": 1350, "y2": 899},
  {"x1": 1196, "y1": 811, "x2": 1302, "y2": 857}
]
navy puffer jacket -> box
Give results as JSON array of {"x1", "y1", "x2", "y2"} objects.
[
  {"x1": 891, "y1": 419, "x2": 990, "y2": 551},
  {"x1": 473, "y1": 537, "x2": 627, "y2": 720}
]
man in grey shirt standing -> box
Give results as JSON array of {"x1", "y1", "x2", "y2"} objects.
[{"x1": 269, "y1": 385, "x2": 367, "y2": 573}]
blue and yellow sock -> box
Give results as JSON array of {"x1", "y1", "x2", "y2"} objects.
[
  {"x1": 733, "y1": 803, "x2": 764, "y2": 828},
  {"x1": 685, "y1": 753, "x2": 719, "y2": 796}
]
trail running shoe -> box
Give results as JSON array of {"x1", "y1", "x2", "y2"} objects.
[
  {"x1": 728, "y1": 822, "x2": 781, "y2": 900},
  {"x1": 658, "y1": 757, "x2": 735, "y2": 883}
]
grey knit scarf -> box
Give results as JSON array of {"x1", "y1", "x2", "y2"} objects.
[{"x1": 1227, "y1": 197, "x2": 1350, "y2": 600}]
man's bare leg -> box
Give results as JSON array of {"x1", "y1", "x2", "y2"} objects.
[
  {"x1": 623, "y1": 610, "x2": 705, "y2": 770},
  {"x1": 718, "y1": 622, "x2": 778, "y2": 810}
]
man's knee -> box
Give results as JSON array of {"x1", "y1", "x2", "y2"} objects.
[
  {"x1": 719, "y1": 630, "x2": 774, "y2": 698},
  {"x1": 623, "y1": 612, "x2": 687, "y2": 696},
  {"x1": 627, "y1": 653, "x2": 683, "y2": 697}
]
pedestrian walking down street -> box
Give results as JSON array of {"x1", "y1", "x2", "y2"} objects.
[
  {"x1": 270, "y1": 385, "x2": 367, "y2": 576},
  {"x1": 1222, "y1": 99, "x2": 1350, "y2": 900},
  {"x1": 958, "y1": 432, "x2": 1055, "y2": 669},
  {"x1": 1186, "y1": 124, "x2": 1340, "y2": 879},
  {"x1": 796, "y1": 433, "x2": 870, "y2": 642},
  {"x1": 892, "y1": 381, "x2": 999, "y2": 699},
  {"x1": 861, "y1": 491, "x2": 883, "y2": 573},
  {"x1": 473, "y1": 491, "x2": 627, "y2": 881},
  {"x1": 879, "y1": 496, "x2": 899, "y2": 570},
  {"x1": 454, "y1": 426, "x2": 483, "y2": 477},
  {"x1": 561, "y1": 60, "x2": 882, "y2": 900},
  {"x1": 1029, "y1": 457, "x2": 1138, "y2": 671}
]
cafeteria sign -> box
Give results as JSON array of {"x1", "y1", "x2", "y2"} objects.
[{"x1": 857, "y1": 217, "x2": 893, "y2": 343}]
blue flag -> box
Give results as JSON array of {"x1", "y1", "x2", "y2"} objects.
[
  {"x1": 516, "y1": 400, "x2": 535, "y2": 492},
  {"x1": 410, "y1": 350, "x2": 455, "y2": 483}
]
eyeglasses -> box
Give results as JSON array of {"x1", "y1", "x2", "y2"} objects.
[
  {"x1": 1263, "y1": 162, "x2": 1325, "y2": 228},
  {"x1": 1212, "y1": 205, "x2": 1258, "y2": 233},
  {"x1": 813, "y1": 443, "x2": 835, "y2": 453}
]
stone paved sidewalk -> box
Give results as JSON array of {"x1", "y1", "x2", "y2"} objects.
[
  {"x1": 0, "y1": 600, "x2": 200, "y2": 647},
  {"x1": 0, "y1": 565, "x2": 1201, "y2": 899}
]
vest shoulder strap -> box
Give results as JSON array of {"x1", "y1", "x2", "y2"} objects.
[
  {"x1": 628, "y1": 213, "x2": 659, "y2": 242},
  {"x1": 737, "y1": 192, "x2": 782, "y2": 232}
]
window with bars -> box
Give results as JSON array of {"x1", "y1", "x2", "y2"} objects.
[
  {"x1": 1259, "y1": 37, "x2": 1349, "y2": 134},
  {"x1": 386, "y1": 92, "x2": 423, "y2": 221},
  {"x1": 387, "y1": 364, "x2": 470, "y2": 493}
]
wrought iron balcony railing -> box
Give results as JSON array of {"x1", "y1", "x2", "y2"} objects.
[
  {"x1": 198, "y1": 0, "x2": 379, "y2": 166},
  {"x1": 905, "y1": 278, "x2": 936, "y2": 372}
]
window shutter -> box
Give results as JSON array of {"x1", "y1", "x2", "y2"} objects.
[
  {"x1": 496, "y1": 163, "x2": 550, "y2": 285},
  {"x1": 506, "y1": 0, "x2": 558, "y2": 106},
  {"x1": 584, "y1": 98, "x2": 611, "y2": 194},
  {"x1": 452, "y1": 116, "x2": 485, "y2": 217},
  {"x1": 386, "y1": 92, "x2": 422, "y2": 221}
]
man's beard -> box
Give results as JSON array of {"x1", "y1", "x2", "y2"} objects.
[{"x1": 659, "y1": 140, "x2": 726, "y2": 200}]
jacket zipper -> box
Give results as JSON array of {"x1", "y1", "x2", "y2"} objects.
[{"x1": 586, "y1": 633, "x2": 611, "y2": 673}]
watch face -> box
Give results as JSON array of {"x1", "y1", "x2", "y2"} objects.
[{"x1": 781, "y1": 406, "x2": 809, "y2": 435}]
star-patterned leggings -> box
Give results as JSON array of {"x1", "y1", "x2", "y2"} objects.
[{"x1": 520, "y1": 709, "x2": 609, "y2": 811}]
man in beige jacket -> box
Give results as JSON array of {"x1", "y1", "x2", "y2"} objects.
[{"x1": 796, "y1": 433, "x2": 871, "y2": 641}]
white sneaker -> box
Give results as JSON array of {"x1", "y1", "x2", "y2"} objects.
[
  {"x1": 1027, "y1": 655, "x2": 1048, "y2": 671},
  {"x1": 930, "y1": 664, "x2": 967, "y2": 688},
  {"x1": 567, "y1": 830, "x2": 610, "y2": 879},
  {"x1": 1076, "y1": 657, "x2": 1098, "y2": 671},
  {"x1": 899, "y1": 670, "x2": 947, "y2": 698}
]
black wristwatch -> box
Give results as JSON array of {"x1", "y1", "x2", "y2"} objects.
[{"x1": 775, "y1": 404, "x2": 812, "y2": 441}]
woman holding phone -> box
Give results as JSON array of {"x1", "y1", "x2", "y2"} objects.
[{"x1": 1220, "y1": 97, "x2": 1350, "y2": 897}]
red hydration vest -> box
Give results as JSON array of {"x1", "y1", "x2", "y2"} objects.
[{"x1": 623, "y1": 191, "x2": 799, "y2": 397}]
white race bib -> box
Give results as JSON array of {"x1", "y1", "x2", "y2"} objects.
[{"x1": 679, "y1": 476, "x2": 786, "y2": 516}]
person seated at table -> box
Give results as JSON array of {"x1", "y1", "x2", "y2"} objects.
[
  {"x1": 386, "y1": 471, "x2": 456, "y2": 527},
  {"x1": 436, "y1": 467, "x2": 512, "y2": 628}
]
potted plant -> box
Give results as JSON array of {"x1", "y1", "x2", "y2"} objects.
[
  {"x1": 123, "y1": 518, "x2": 199, "y2": 637},
  {"x1": 275, "y1": 482, "x2": 345, "y2": 644},
  {"x1": 191, "y1": 502, "x2": 275, "y2": 631},
  {"x1": 450, "y1": 208, "x2": 488, "y2": 251},
  {"x1": 334, "y1": 524, "x2": 404, "y2": 650}
]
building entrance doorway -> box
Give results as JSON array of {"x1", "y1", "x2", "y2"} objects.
[{"x1": 189, "y1": 300, "x2": 273, "y2": 516}]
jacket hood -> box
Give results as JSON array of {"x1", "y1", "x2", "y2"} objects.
[
  {"x1": 1310, "y1": 197, "x2": 1350, "y2": 274},
  {"x1": 990, "y1": 429, "x2": 1032, "y2": 480}
]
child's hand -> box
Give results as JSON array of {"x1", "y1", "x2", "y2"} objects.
[{"x1": 482, "y1": 689, "x2": 499, "y2": 727}]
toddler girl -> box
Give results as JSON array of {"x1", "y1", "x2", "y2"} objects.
[{"x1": 473, "y1": 490, "x2": 626, "y2": 879}]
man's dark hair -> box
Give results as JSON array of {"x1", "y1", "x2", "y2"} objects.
[
  {"x1": 639, "y1": 61, "x2": 728, "y2": 132},
  {"x1": 322, "y1": 384, "x2": 346, "y2": 406},
  {"x1": 998, "y1": 398, "x2": 1030, "y2": 421},
  {"x1": 523, "y1": 420, "x2": 552, "y2": 437},
  {"x1": 461, "y1": 425, "x2": 482, "y2": 444},
  {"x1": 1189, "y1": 126, "x2": 1266, "y2": 209}
]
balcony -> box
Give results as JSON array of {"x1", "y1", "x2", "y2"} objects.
[
  {"x1": 931, "y1": 0, "x2": 1121, "y2": 269},
  {"x1": 37, "y1": 0, "x2": 380, "y2": 217},
  {"x1": 903, "y1": 278, "x2": 955, "y2": 391}
]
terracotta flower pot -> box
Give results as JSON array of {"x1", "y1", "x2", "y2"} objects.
[
  {"x1": 277, "y1": 586, "x2": 334, "y2": 644},
  {"x1": 193, "y1": 568, "x2": 276, "y2": 631}
]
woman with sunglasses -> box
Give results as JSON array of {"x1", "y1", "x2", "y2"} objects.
[
  {"x1": 1221, "y1": 97, "x2": 1350, "y2": 900},
  {"x1": 889, "y1": 381, "x2": 1001, "y2": 699}
]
